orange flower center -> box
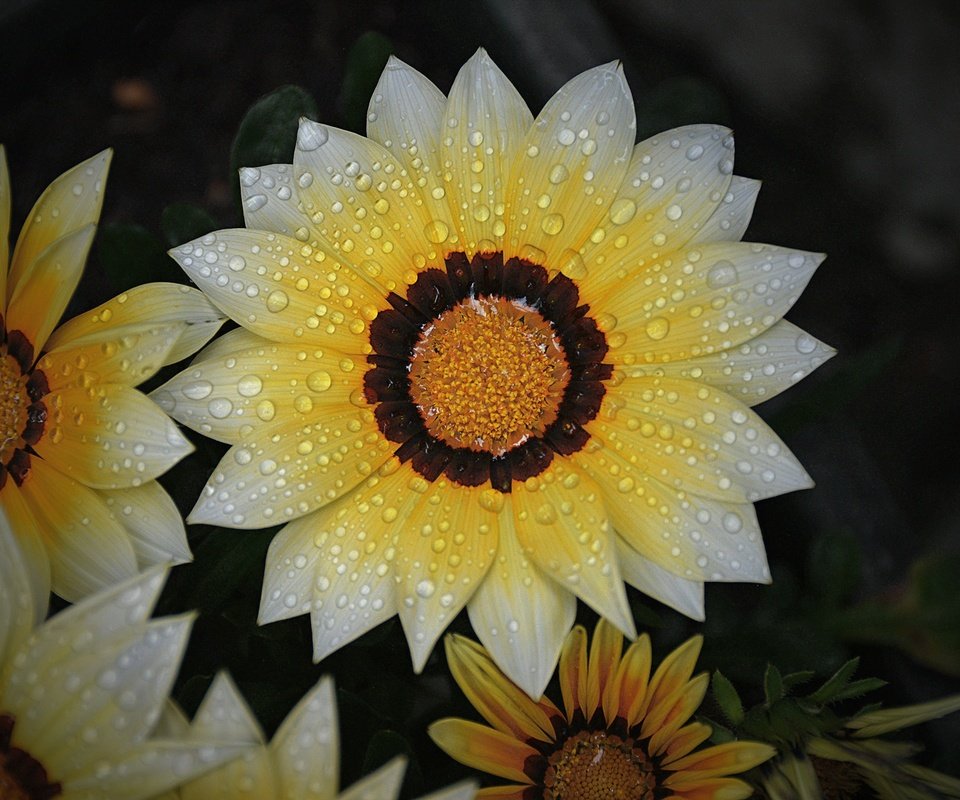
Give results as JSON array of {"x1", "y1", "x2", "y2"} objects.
[
  {"x1": 408, "y1": 296, "x2": 569, "y2": 455},
  {"x1": 543, "y1": 730, "x2": 656, "y2": 800},
  {"x1": 0, "y1": 352, "x2": 29, "y2": 465}
]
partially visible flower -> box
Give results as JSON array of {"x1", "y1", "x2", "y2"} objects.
[
  {"x1": 0, "y1": 146, "x2": 226, "y2": 606},
  {"x1": 0, "y1": 511, "x2": 247, "y2": 799},
  {"x1": 161, "y1": 670, "x2": 476, "y2": 800},
  {"x1": 156, "y1": 51, "x2": 830, "y2": 697},
  {"x1": 759, "y1": 696, "x2": 960, "y2": 800},
  {"x1": 429, "y1": 619, "x2": 773, "y2": 799}
]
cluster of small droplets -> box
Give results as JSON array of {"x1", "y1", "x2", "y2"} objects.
[
  {"x1": 410, "y1": 297, "x2": 568, "y2": 453},
  {"x1": 544, "y1": 730, "x2": 655, "y2": 800},
  {"x1": 0, "y1": 353, "x2": 28, "y2": 464}
]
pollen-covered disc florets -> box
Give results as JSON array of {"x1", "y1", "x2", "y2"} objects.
[
  {"x1": 363, "y1": 250, "x2": 611, "y2": 491},
  {"x1": 544, "y1": 730, "x2": 655, "y2": 800}
]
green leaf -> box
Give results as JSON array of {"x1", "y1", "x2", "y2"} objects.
[
  {"x1": 181, "y1": 527, "x2": 277, "y2": 612},
  {"x1": 764, "y1": 664, "x2": 785, "y2": 705},
  {"x1": 711, "y1": 670, "x2": 745, "y2": 726},
  {"x1": 781, "y1": 671, "x2": 817, "y2": 693},
  {"x1": 808, "y1": 658, "x2": 859, "y2": 706},
  {"x1": 98, "y1": 222, "x2": 174, "y2": 290},
  {"x1": 340, "y1": 32, "x2": 393, "y2": 133},
  {"x1": 831, "y1": 677, "x2": 888, "y2": 702},
  {"x1": 160, "y1": 202, "x2": 218, "y2": 248},
  {"x1": 230, "y1": 85, "x2": 318, "y2": 181}
]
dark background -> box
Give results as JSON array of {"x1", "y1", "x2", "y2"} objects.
[{"x1": 2, "y1": 0, "x2": 959, "y2": 792}]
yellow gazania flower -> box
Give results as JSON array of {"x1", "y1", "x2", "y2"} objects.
[
  {"x1": 0, "y1": 147, "x2": 225, "y2": 607},
  {"x1": 156, "y1": 51, "x2": 831, "y2": 696},
  {"x1": 159, "y1": 671, "x2": 476, "y2": 800},
  {"x1": 0, "y1": 513, "x2": 248, "y2": 799},
  {"x1": 430, "y1": 619, "x2": 774, "y2": 799}
]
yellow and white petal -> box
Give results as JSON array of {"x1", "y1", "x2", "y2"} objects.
[
  {"x1": 506, "y1": 61, "x2": 635, "y2": 267},
  {"x1": 293, "y1": 120, "x2": 439, "y2": 285},
  {"x1": 16, "y1": 614, "x2": 193, "y2": 773},
  {"x1": 441, "y1": 49, "x2": 532, "y2": 256},
  {"x1": 598, "y1": 242, "x2": 824, "y2": 365},
  {"x1": 624, "y1": 319, "x2": 836, "y2": 407},
  {"x1": 18, "y1": 457, "x2": 139, "y2": 601},
  {"x1": 35, "y1": 383, "x2": 193, "y2": 490},
  {"x1": 0, "y1": 146, "x2": 10, "y2": 298},
  {"x1": 169, "y1": 229, "x2": 381, "y2": 350},
  {"x1": 0, "y1": 479, "x2": 51, "y2": 622},
  {"x1": 689, "y1": 176, "x2": 761, "y2": 245},
  {"x1": 39, "y1": 321, "x2": 185, "y2": 392},
  {"x1": 45, "y1": 283, "x2": 227, "y2": 366},
  {"x1": 582, "y1": 441, "x2": 771, "y2": 583},
  {"x1": 190, "y1": 325, "x2": 268, "y2": 365},
  {"x1": 191, "y1": 672, "x2": 265, "y2": 743},
  {"x1": 0, "y1": 504, "x2": 37, "y2": 667},
  {"x1": 511, "y1": 461, "x2": 635, "y2": 638},
  {"x1": 580, "y1": 125, "x2": 733, "y2": 295},
  {"x1": 558, "y1": 625, "x2": 589, "y2": 723},
  {"x1": 98, "y1": 482, "x2": 192, "y2": 568},
  {"x1": 367, "y1": 56, "x2": 451, "y2": 232},
  {"x1": 615, "y1": 539, "x2": 705, "y2": 621},
  {"x1": 7, "y1": 149, "x2": 110, "y2": 304},
  {"x1": 444, "y1": 634, "x2": 560, "y2": 744},
  {"x1": 240, "y1": 163, "x2": 308, "y2": 239},
  {"x1": 271, "y1": 675, "x2": 339, "y2": 800},
  {"x1": 152, "y1": 338, "x2": 360, "y2": 445},
  {"x1": 589, "y1": 376, "x2": 811, "y2": 503},
  {"x1": 65, "y1": 739, "x2": 250, "y2": 800},
  {"x1": 189, "y1": 409, "x2": 392, "y2": 529},
  {"x1": 395, "y1": 481, "x2": 499, "y2": 672},
  {"x1": 429, "y1": 719, "x2": 537, "y2": 784},
  {"x1": 466, "y1": 519, "x2": 575, "y2": 701},
  {"x1": 338, "y1": 756, "x2": 405, "y2": 800},
  {"x1": 6, "y1": 223, "x2": 96, "y2": 354}
]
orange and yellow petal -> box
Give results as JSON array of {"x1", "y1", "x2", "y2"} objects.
[
  {"x1": 616, "y1": 633, "x2": 654, "y2": 728},
  {"x1": 660, "y1": 722, "x2": 714, "y2": 766},
  {"x1": 621, "y1": 318, "x2": 836, "y2": 407},
  {"x1": 558, "y1": 624, "x2": 589, "y2": 723},
  {"x1": 45, "y1": 283, "x2": 227, "y2": 365},
  {"x1": 153, "y1": 332, "x2": 360, "y2": 444},
  {"x1": 444, "y1": 633, "x2": 560, "y2": 744},
  {"x1": 662, "y1": 777, "x2": 755, "y2": 800},
  {"x1": 34, "y1": 383, "x2": 192, "y2": 490},
  {"x1": 506, "y1": 61, "x2": 634, "y2": 267},
  {"x1": 169, "y1": 228, "x2": 382, "y2": 349},
  {"x1": 640, "y1": 635, "x2": 704, "y2": 723},
  {"x1": 292, "y1": 120, "x2": 442, "y2": 287},
  {"x1": 585, "y1": 617, "x2": 624, "y2": 723},
  {"x1": 39, "y1": 320, "x2": 185, "y2": 391},
  {"x1": 6, "y1": 223, "x2": 95, "y2": 354},
  {"x1": 441, "y1": 49, "x2": 531, "y2": 256},
  {"x1": 643, "y1": 673, "x2": 710, "y2": 754},
  {"x1": 511, "y1": 461, "x2": 635, "y2": 637},
  {"x1": 395, "y1": 481, "x2": 500, "y2": 671},
  {"x1": 475, "y1": 786, "x2": 529, "y2": 800},
  {"x1": 466, "y1": 519, "x2": 576, "y2": 700},
  {"x1": 0, "y1": 146, "x2": 10, "y2": 293},
  {"x1": 665, "y1": 740, "x2": 776, "y2": 778},
  {"x1": 429, "y1": 718, "x2": 538, "y2": 784},
  {"x1": 189, "y1": 408, "x2": 391, "y2": 529},
  {"x1": 7, "y1": 149, "x2": 110, "y2": 305},
  {"x1": 17, "y1": 456, "x2": 138, "y2": 601}
]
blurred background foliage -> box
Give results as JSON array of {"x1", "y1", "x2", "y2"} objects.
[{"x1": 2, "y1": 0, "x2": 959, "y2": 793}]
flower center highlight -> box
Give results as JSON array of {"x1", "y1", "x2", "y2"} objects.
[
  {"x1": 0, "y1": 715, "x2": 62, "y2": 800},
  {"x1": 408, "y1": 296, "x2": 569, "y2": 455},
  {"x1": 543, "y1": 730, "x2": 656, "y2": 800},
  {"x1": 0, "y1": 352, "x2": 30, "y2": 465}
]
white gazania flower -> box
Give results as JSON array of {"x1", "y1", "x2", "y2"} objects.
[
  {"x1": 160, "y1": 671, "x2": 475, "y2": 800},
  {"x1": 0, "y1": 512, "x2": 248, "y2": 799},
  {"x1": 156, "y1": 50, "x2": 832, "y2": 697},
  {"x1": 0, "y1": 147, "x2": 226, "y2": 607}
]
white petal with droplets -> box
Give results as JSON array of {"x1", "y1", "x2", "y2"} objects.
[
  {"x1": 690, "y1": 175, "x2": 761, "y2": 244},
  {"x1": 338, "y1": 756, "x2": 406, "y2": 800},
  {"x1": 0, "y1": 507, "x2": 38, "y2": 667},
  {"x1": 615, "y1": 539, "x2": 705, "y2": 621},
  {"x1": 240, "y1": 163, "x2": 310, "y2": 240},
  {"x1": 467, "y1": 518, "x2": 575, "y2": 699},
  {"x1": 98, "y1": 482, "x2": 192, "y2": 568}
]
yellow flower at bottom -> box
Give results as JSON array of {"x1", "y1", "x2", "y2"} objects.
[
  {"x1": 0, "y1": 147, "x2": 226, "y2": 607},
  {"x1": 429, "y1": 619, "x2": 773, "y2": 799},
  {"x1": 162, "y1": 671, "x2": 476, "y2": 800},
  {"x1": 156, "y1": 51, "x2": 832, "y2": 697},
  {"x1": 0, "y1": 512, "x2": 247, "y2": 799}
]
